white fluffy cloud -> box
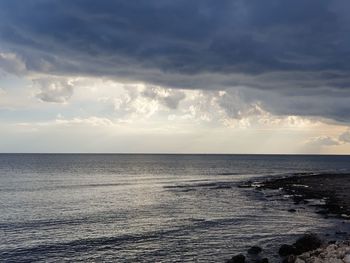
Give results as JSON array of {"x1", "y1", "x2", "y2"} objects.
[
  {"x1": 35, "y1": 78, "x2": 74, "y2": 103},
  {"x1": 1, "y1": 73, "x2": 350, "y2": 153},
  {"x1": 339, "y1": 129, "x2": 350, "y2": 143},
  {"x1": 141, "y1": 87, "x2": 186, "y2": 109}
]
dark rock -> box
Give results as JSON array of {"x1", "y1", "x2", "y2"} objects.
[
  {"x1": 260, "y1": 173, "x2": 350, "y2": 220},
  {"x1": 293, "y1": 196, "x2": 304, "y2": 204},
  {"x1": 238, "y1": 181, "x2": 253, "y2": 188},
  {"x1": 316, "y1": 210, "x2": 328, "y2": 215},
  {"x1": 278, "y1": 244, "x2": 296, "y2": 257},
  {"x1": 260, "y1": 258, "x2": 269, "y2": 263},
  {"x1": 293, "y1": 233, "x2": 322, "y2": 254},
  {"x1": 335, "y1": 231, "x2": 347, "y2": 235},
  {"x1": 288, "y1": 209, "x2": 297, "y2": 213},
  {"x1": 227, "y1": 254, "x2": 245, "y2": 263},
  {"x1": 214, "y1": 185, "x2": 232, "y2": 189},
  {"x1": 282, "y1": 254, "x2": 296, "y2": 263},
  {"x1": 247, "y1": 246, "x2": 262, "y2": 255}
]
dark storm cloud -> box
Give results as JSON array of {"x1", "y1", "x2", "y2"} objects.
[
  {"x1": 1, "y1": 0, "x2": 350, "y2": 120},
  {"x1": 2, "y1": 0, "x2": 348, "y2": 74}
]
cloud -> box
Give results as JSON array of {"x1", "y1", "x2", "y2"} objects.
[
  {"x1": 223, "y1": 86, "x2": 350, "y2": 122},
  {"x1": 18, "y1": 116, "x2": 116, "y2": 128},
  {"x1": 339, "y1": 129, "x2": 350, "y2": 143},
  {"x1": 1, "y1": 1, "x2": 350, "y2": 122},
  {"x1": 305, "y1": 136, "x2": 340, "y2": 148},
  {"x1": 1, "y1": 0, "x2": 347, "y2": 74},
  {"x1": 302, "y1": 135, "x2": 341, "y2": 154},
  {"x1": 35, "y1": 78, "x2": 74, "y2": 103},
  {"x1": 0, "y1": 52, "x2": 26, "y2": 76},
  {"x1": 217, "y1": 90, "x2": 263, "y2": 119},
  {"x1": 141, "y1": 87, "x2": 185, "y2": 109}
]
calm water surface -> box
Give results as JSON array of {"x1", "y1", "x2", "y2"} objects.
[{"x1": 1, "y1": 154, "x2": 350, "y2": 262}]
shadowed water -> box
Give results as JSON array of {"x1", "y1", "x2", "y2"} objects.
[{"x1": 1, "y1": 154, "x2": 350, "y2": 262}]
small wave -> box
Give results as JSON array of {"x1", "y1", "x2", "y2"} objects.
[
  {"x1": 0, "y1": 182, "x2": 132, "y2": 193},
  {"x1": 163, "y1": 181, "x2": 236, "y2": 193},
  {"x1": 0, "y1": 212, "x2": 129, "y2": 232},
  {"x1": 216, "y1": 172, "x2": 241, "y2": 176},
  {"x1": 0, "y1": 217, "x2": 247, "y2": 261}
]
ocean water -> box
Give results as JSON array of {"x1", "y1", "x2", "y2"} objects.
[{"x1": 1, "y1": 154, "x2": 350, "y2": 262}]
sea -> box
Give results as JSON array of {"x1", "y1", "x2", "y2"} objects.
[{"x1": 1, "y1": 154, "x2": 350, "y2": 262}]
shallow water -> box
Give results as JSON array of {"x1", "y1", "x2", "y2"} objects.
[{"x1": 1, "y1": 154, "x2": 350, "y2": 262}]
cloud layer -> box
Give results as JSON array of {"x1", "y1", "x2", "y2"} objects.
[{"x1": 1, "y1": 0, "x2": 350, "y2": 122}]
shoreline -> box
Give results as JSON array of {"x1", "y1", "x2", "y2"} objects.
[
  {"x1": 228, "y1": 173, "x2": 350, "y2": 262},
  {"x1": 257, "y1": 173, "x2": 350, "y2": 220}
]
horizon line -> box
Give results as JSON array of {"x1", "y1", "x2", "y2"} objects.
[{"x1": 0, "y1": 153, "x2": 350, "y2": 156}]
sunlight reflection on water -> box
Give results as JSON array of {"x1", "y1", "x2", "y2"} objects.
[{"x1": 1, "y1": 154, "x2": 350, "y2": 262}]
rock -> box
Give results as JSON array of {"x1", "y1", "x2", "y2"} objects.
[
  {"x1": 247, "y1": 246, "x2": 262, "y2": 255},
  {"x1": 214, "y1": 185, "x2": 232, "y2": 189},
  {"x1": 293, "y1": 241, "x2": 350, "y2": 262},
  {"x1": 227, "y1": 254, "x2": 245, "y2": 263},
  {"x1": 279, "y1": 244, "x2": 296, "y2": 257},
  {"x1": 238, "y1": 181, "x2": 253, "y2": 188},
  {"x1": 282, "y1": 254, "x2": 296, "y2": 263},
  {"x1": 288, "y1": 209, "x2": 297, "y2": 213},
  {"x1": 293, "y1": 196, "x2": 304, "y2": 204},
  {"x1": 293, "y1": 233, "x2": 322, "y2": 254},
  {"x1": 251, "y1": 258, "x2": 269, "y2": 263},
  {"x1": 315, "y1": 209, "x2": 328, "y2": 215},
  {"x1": 335, "y1": 231, "x2": 347, "y2": 235}
]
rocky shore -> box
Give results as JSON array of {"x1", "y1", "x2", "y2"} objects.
[
  {"x1": 227, "y1": 173, "x2": 350, "y2": 263},
  {"x1": 226, "y1": 239, "x2": 350, "y2": 263},
  {"x1": 294, "y1": 240, "x2": 350, "y2": 263},
  {"x1": 257, "y1": 173, "x2": 350, "y2": 219}
]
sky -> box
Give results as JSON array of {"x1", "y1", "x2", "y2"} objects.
[{"x1": 1, "y1": 0, "x2": 350, "y2": 153}]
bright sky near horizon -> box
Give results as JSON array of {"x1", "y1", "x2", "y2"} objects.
[{"x1": 1, "y1": 0, "x2": 350, "y2": 153}]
